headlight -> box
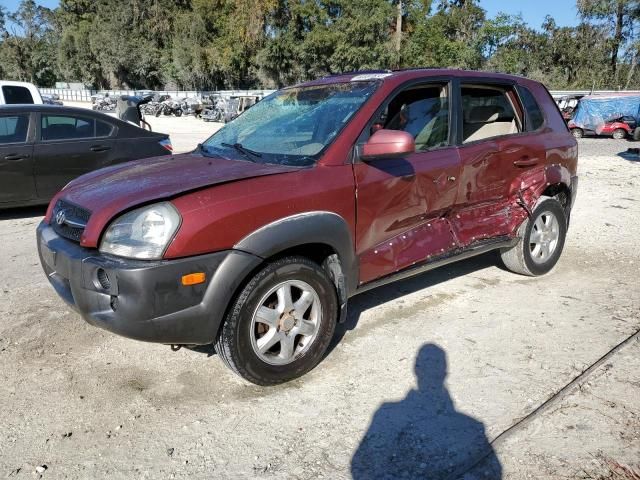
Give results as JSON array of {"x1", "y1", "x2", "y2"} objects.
[{"x1": 99, "y1": 202, "x2": 181, "y2": 259}]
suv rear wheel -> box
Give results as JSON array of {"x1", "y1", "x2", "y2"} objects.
[
  {"x1": 215, "y1": 256, "x2": 338, "y2": 385},
  {"x1": 500, "y1": 198, "x2": 567, "y2": 276}
]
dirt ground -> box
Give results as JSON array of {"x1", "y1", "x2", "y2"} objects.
[{"x1": 0, "y1": 123, "x2": 639, "y2": 479}]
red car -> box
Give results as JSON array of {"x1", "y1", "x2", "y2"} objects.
[
  {"x1": 38, "y1": 69, "x2": 578, "y2": 385},
  {"x1": 569, "y1": 115, "x2": 637, "y2": 139}
]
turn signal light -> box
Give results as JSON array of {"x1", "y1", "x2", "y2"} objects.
[{"x1": 181, "y1": 272, "x2": 206, "y2": 286}]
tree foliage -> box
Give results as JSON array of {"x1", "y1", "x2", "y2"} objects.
[{"x1": 0, "y1": 0, "x2": 639, "y2": 90}]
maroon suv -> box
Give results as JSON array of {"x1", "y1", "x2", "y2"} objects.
[{"x1": 37, "y1": 69, "x2": 578, "y2": 385}]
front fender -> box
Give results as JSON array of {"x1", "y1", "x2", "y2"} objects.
[{"x1": 234, "y1": 211, "x2": 358, "y2": 295}]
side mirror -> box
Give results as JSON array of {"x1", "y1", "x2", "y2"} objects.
[{"x1": 361, "y1": 129, "x2": 415, "y2": 160}]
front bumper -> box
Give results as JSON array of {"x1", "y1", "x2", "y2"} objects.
[{"x1": 37, "y1": 222, "x2": 262, "y2": 345}]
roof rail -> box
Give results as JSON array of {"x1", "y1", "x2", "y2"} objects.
[
  {"x1": 391, "y1": 66, "x2": 444, "y2": 72},
  {"x1": 323, "y1": 69, "x2": 392, "y2": 78}
]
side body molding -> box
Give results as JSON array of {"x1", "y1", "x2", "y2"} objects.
[{"x1": 234, "y1": 211, "x2": 359, "y2": 297}]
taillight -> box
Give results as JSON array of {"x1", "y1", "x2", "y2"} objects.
[{"x1": 159, "y1": 138, "x2": 173, "y2": 152}]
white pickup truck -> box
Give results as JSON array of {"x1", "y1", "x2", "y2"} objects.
[{"x1": 0, "y1": 81, "x2": 43, "y2": 105}]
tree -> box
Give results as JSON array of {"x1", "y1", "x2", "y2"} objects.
[
  {"x1": 3, "y1": 0, "x2": 640, "y2": 90},
  {"x1": 0, "y1": 0, "x2": 55, "y2": 85},
  {"x1": 578, "y1": 0, "x2": 640, "y2": 78}
]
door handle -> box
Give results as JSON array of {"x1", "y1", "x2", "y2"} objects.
[
  {"x1": 90, "y1": 145, "x2": 111, "y2": 152},
  {"x1": 4, "y1": 154, "x2": 29, "y2": 161},
  {"x1": 513, "y1": 156, "x2": 539, "y2": 167}
]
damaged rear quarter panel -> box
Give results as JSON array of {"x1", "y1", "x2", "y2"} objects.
[{"x1": 450, "y1": 129, "x2": 577, "y2": 247}]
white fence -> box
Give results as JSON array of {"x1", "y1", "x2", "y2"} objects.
[
  {"x1": 39, "y1": 88, "x2": 276, "y2": 102},
  {"x1": 549, "y1": 90, "x2": 640, "y2": 99},
  {"x1": 40, "y1": 86, "x2": 640, "y2": 103}
]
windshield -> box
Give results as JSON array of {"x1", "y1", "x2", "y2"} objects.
[{"x1": 202, "y1": 81, "x2": 378, "y2": 166}]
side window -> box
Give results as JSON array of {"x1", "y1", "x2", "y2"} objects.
[
  {"x1": 461, "y1": 85, "x2": 522, "y2": 143},
  {"x1": 2, "y1": 86, "x2": 34, "y2": 104},
  {"x1": 41, "y1": 115, "x2": 95, "y2": 141},
  {"x1": 519, "y1": 87, "x2": 545, "y2": 131},
  {"x1": 0, "y1": 114, "x2": 29, "y2": 144},
  {"x1": 96, "y1": 120, "x2": 114, "y2": 137},
  {"x1": 372, "y1": 84, "x2": 450, "y2": 151}
]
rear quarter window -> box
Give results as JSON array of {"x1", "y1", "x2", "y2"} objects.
[{"x1": 519, "y1": 87, "x2": 545, "y2": 131}]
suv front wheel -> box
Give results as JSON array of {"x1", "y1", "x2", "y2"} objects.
[
  {"x1": 500, "y1": 198, "x2": 567, "y2": 276},
  {"x1": 215, "y1": 256, "x2": 338, "y2": 385}
]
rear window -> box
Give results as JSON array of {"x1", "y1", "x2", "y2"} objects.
[
  {"x1": 0, "y1": 114, "x2": 29, "y2": 144},
  {"x1": 461, "y1": 85, "x2": 522, "y2": 143},
  {"x1": 519, "y1": 87, "x2": 545, "y2": 131},
  {"x1": 2, "y1": 86, "x2": 34, "y2": 104},
  {"x1": 41, "y1": 115, "x2": 95, "y2": 141}
]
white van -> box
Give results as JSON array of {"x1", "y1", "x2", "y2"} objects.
[{"x1": 0, "y1": 81, "x2": 43, "y2": 105}]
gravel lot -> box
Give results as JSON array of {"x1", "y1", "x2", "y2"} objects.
[{"x1": 0, "y1": 132, "x2": 639, "y2": 479}]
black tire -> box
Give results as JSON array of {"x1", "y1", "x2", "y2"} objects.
[
  {"x1": 500, "y1": 198, "x2": 567, "y2": 276},
  {"x1": 571, "y1": 128, "x2": 584, "y2": 139},
  {"x1": 174, "y1": 109, "x2": 183, "y2": 117},
  {"x1": 215, "y1": 256, "x2": 338, "y2": 385},
  {"x1": 612, "y1": 128, "x2": 627, "y2": 140}
]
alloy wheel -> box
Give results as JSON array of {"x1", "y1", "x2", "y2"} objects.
[
  {"x1": 529, "y1": 211, "x2": 560, "y2": 264},
  {"x1": 250, "y1": 280, "x2": 322, "y2": 366}
]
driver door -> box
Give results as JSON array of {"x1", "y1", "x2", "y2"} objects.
[{"x1": 354, "y1": 81, "x2": 461, "y2": 284}]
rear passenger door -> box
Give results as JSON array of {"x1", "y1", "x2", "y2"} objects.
[
  {"x1": 453, "y1": 81, "x2": 530, "y2": 246},
  {"x1": 33, "y1": 112, "x2": 118, "y2": 199},
  {"x1": 0, "y1": 112, "x2": 36, "y2": 204}
]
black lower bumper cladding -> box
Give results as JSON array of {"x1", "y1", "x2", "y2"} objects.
[{"x1": 37, "y1": 222, "x2": 262, "y2": 345}]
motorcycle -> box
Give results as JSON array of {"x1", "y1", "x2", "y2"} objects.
[
  {"x1": 91, "y1": 94, "x2": 116, "y2": 111},
  {"x1": 177, "y1": 97, "x2": 203, "y2": 117},
  {"x1": 155, "y1": 97, "x2": 183, "y2": 117},
  {"x1": 201, "y1": 95, "x2": 227, "y2": 122}
]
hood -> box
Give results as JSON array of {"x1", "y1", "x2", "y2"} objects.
[{"x1": 49, "y1": 153, "x2": 301, "y2": 247}]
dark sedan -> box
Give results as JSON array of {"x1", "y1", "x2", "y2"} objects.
[{"x1": 0, "y1": 105, "x2": 172, "y2": 208}]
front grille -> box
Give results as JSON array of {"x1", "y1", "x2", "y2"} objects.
[{"x1": 51, "y1": 200, "x2": 91, "y2": 243}]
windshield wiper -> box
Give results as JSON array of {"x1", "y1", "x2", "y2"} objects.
[
  {"x1": 221, "y1": 142, "x2": 263, "y2": 162},
  {"x1": 196, "y1": 143, "x2": 213, "y2": 157}
]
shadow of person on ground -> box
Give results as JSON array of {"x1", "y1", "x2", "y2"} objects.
[
  {"x1": 351, "y1": 344, "x2": 502, "y2": 480},
  {"x1": 618, "y1": 148, "x2": 640, "y2": 162}
]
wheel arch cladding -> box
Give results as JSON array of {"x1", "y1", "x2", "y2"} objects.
[{"x1": 234, "y1": 211, "x2": 358, "y2": 302}]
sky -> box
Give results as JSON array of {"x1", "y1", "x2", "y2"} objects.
[
  {"x1": 480, "y1": 0, "x2": 580, "y2": 28},
  {"x1": 2, "y1": 0, "x2": 59, "y2": 11},
  {"x1": 3, "y1": 0, "x2": 580, "y2": 30}
]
